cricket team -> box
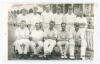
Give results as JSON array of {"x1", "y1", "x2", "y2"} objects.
[{"x1": 10, "y1": 5, "x2": 94, "y2": 60}]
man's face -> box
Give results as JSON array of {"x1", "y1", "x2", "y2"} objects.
[
  {"x1": 79, "y1": 11, "x2": 83, "y2": 17},
  {"x1": 57, "y1": 10, "x2": 60, "y2": 14},
  {"x1": 68, "y1": 9, "x2": 72, "y2": 14},
  {"x1": 46, "y1": 8, "x2": 49, "y2": 13},
  {"x1": 20, "y1": 21, "x2": 26, "y2": 29},
  {"x1": 27, "y1": 24, "x2": 31, "y2": 29},
  {"x1": 61, "y1": 23, "x2": 66, "y2": 30},
  {"x1": 22, "y1": 9, "x2": 27, "y2": 15},
  {"x1": 87, "y1": 17, "x2": 92, "y2": 24},
  {"x1": 34, "y1": 8, "x2": 38, "y2": 13},
  {"x1": 35, "y1": 23, "x2": 40, "y2": 30},
  {"x1": 49, "y1": 22, "x2": 55, "y2": 29},
  {"x1": 75, "y1": 27, "x2": 79, "y2": 32}
]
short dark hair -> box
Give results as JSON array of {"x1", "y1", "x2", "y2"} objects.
[
  {"x1": 74, "y1": 22, "x2": 79, "y2": 27},
  {"x1": 35, "y1": 22, "x2": 40, "y2": 25},
  {"x1": 61, "y1": 22, "x2": 66, "y2": 26},
  {"x1": 21, "y1": 20, "x2": 26, "y2": 23},
  {"x1": 49, "y1": 21, "x2": 55, "y2": 25}
]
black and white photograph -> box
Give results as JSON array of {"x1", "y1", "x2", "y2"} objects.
[{"x1": 8, "y1": 4, "x2": 94, "y2": 60}]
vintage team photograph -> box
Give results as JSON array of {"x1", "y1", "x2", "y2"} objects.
[{"x1": 8, "y1": 4, "x2": 94, "y2": 60}]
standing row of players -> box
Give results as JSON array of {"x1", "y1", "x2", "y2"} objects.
[{"x1": 13, "y1": 6, "x2": 94, "y2": 59}]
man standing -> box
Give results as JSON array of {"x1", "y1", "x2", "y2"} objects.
[
  {"x1": 57, "y1": 22, "x2": 69, "y2": 58},
  {"x1": 78, "y1": 11, "x2": 87, "y2": 60},
  {"x1": 44, "y1": 21, "x2": 57, "y2": 58},
  {"x1": 73, "y1": 23, "x2": 81, "y2": 59},
  {"x1": 53, "y1": 8, "x2": 64, "y2": 31},
  {"x1": 41, "y1": 6, "x2": 53, "y2": 30},
  {"x1": 86, "y1": 17, "x2": 94, "y2": 51},
  {"x1": 17, "y1": 9, "x2": 29, "y2": 26},
  {"x1": 64, "y1": 6, "x2": 76, "y2": 59},
  {"x1": 29, "y1": 7, "x2": 42, "y2": 29},
  {"x1": 74, "y1": 22, "x2": 87, "y2": 60},
  {"x1": 30, "y1": 22, "x2": 44, "y2": 57},
  {"x1": 14, "y1": 20, "x2": 30, "y2": 59}
]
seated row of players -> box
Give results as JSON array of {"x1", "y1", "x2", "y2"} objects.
[{"x1": 14, "y1": 20, "x2": 87, "y2": 60}]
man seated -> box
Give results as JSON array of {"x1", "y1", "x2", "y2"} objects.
[
  {"x1": 13, "y1": 20, "x2": 30, "y2": 59},
  {"x1": 57, "y1": 22, "x2": 69, "y2": 58},
  {"x1": 44, "y1": 21, "x2": 57, "y2": 58},
  {"x1": 29, "y1": 22, "x2": 44, "y2": 57}
]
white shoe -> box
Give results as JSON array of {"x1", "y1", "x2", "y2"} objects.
[
  {"x1": 38, "y1": 54, "x2": 43, "y2": 58},
  {"x1": 44, "y1": 55, "x2": 46, "y2": 58},
  {"x1": 61, "y1": 55, "x2": 64, "y2": 58},
  {"x1": 64, "y1": 55, "x2": 67, "y2": 58},
  {"x1": 70, "y1": 57, "x2": 75, "y2": 59},
  {"x1": 81, "y1": 57, "x2": 85, "y2": 60}
]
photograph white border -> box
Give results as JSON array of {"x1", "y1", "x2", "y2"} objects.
[{"x1": 0, "y1": 0, "x2": 98, "y2": 64}]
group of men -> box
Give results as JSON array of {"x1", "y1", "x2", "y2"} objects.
[{"x1": 12, "y1": 6, "x2": 93, "y2": 60}]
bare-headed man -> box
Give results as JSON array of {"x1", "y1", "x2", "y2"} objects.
[
  {"x1": 44, "y1": 21, "x2": 57, "y2": 58},
  {"x1": 57, "y1": 22, "x2": 69, "y2": 58},
  {"x1": 14, "y1": 20, "x2": 30, "y2": 59}
]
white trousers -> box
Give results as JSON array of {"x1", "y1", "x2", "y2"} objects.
[
  {"x1": 57, "y1": 41, "x2": 69, "y2": 56},
  {"x1": 67, "y1": 25, "x2": 75, "y2": 57},
  {"x1": 69, "y1": 39, "x2": 75, "y2": 57},
  {"x1": 44, "y1": 39, "x2": 56, "y2": 55},
  {"x1": 14, "y1": 39, "x2": 30, "y2": 54},
  {"x1": 81, "y1": 39, "x2": 87, "y2": 57},
  {"x1": 80, "y1": 28, "x2": 87, "y2": 57},
  {"x1": 86, "y1": 29, "x2": 94, "y2": 50},
  {"x1": 30, "y1": 41, "x2": 43, "y2": 54}
]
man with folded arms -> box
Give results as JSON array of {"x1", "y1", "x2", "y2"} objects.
[{"x1": 44, "y1": 21, "x2": 57, "y2": 58}]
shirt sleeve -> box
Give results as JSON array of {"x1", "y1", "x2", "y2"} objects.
[
  {"x1": 57, "y1": 32, "x2": 61, "y2": 40},
  {"x1": 62, "y1": 15, "x2": 65, "y2": 22},
  {"x1": 15, "y1": 28, "x2": 20, "y2": 39},
  {"x1": 25, "y1": 28, "x2": 30, "y2": 38},
  {"x1": 39, "y1": 15, "x2": 43, "y2": 22},
  {"x1": 80, "y1": 31, "x2": 86, "y2": 40},
  {"x1": 73, "y1": 14, "x2": 77, "y2": 23},
  {"x1": 43, "y1": 30, "x2": 47, "y2": 37},
  {"x1": 54, "y1": 29, "x2": 57, "y2": 38},
  {"x1": 41, "y1": 13, "x2": 44, "y2": 23}
]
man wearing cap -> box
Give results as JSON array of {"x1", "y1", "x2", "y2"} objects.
[
  {"x1": 44, "y1": 21, "x2": 57, "y2": 58},
  {"x1": 13, "y1": 20, "x2": 30, "y2": 59},
  {"x1": 63, "y1": 6, "x2": 76, "y2": 59},
  {"x1": 57, "y1": 22, "x2": 69, "y2": 58}
]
